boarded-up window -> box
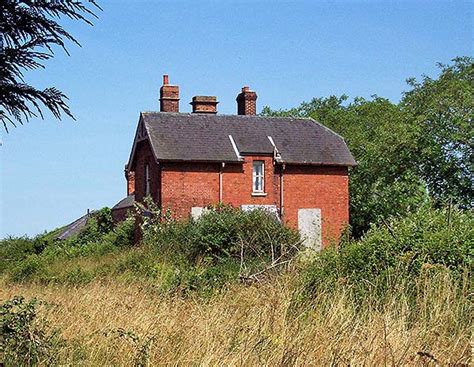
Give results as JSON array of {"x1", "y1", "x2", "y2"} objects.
[
  {"x1": 191, "y1": 207, "x2": 209, "y2": 220},
  {"x1": 298, "y1": 208, "x2": 322, "y2": 251}
]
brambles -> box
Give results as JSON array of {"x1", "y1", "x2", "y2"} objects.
[{"x1": 0, "y1": 296, "x2": 63, "y2": 366}]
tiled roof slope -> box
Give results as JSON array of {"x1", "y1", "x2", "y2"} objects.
[
  {"x1": 141, "y1": 112, "x2": 356, "y2": 166},
  {"x1": 112, "y1": 194, "x2": 135, "y2": 210}
]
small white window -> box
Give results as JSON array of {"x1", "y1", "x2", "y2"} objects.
[
  {"x1": 145, "y1": 164, "x2": 151, "y2": 196},
  {"x1": 252, "y1": 161, "x2": 264, "y2": 193}
]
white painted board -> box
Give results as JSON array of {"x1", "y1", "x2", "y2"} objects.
[
  {"x1": 298, "y1": 208, "x2": 322, "y2": 251},
  {"x1": 241, "y1": 204, "x2": 279, "y2": 218},
  {"x1": 191, "y1": 207, "x2": 209, "y2": 220}
]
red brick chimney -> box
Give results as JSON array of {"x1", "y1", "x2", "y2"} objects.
[
  {"x1": 190, "y1": 96, "x2": 218, "y2": 114},
  {"x1": 125, "y1": 168, "x2": 135, "y2": 195},
  {"x1": 236, "y1": 86, "x2": 257, "y2": 115},
  {"x1": 160, "y1": 75, "x2": 179, "y2": 112}
]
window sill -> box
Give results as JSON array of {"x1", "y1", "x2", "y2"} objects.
[{"x1": 251, "y1": 192, "x2": 267, "y2": 197}]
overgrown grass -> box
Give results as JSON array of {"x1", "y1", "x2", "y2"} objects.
[
  {"x1": 1, "y1": 268, "x2": 470, "y2": 365},
  {"x1": 1, "y1": 204, "x2": 472, "y2": 365}
]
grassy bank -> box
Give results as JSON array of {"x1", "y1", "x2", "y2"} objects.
[{"x1": 1, "y1": 205, "x2": 472, "y2": 366}]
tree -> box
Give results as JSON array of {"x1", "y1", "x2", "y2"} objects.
[
  {"x1": 262, "y1": 58, "x2": 473, "y2": 237},
  {"x1": 401, "y1": 57, "x2": 474, "y2": 208},
  {"x1": 0, "y1": 0, "x2": 100, "y2": 132},
  {"x1": 263, "y1": 96, "x2": 428, "y2": 237}
]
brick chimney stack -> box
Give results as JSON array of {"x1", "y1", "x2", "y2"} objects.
[
  {"x1": 124, "y1": 166, "x2": 135, "y2": 195},
  {"x1": 160, "y1": 74, "x2": 179, "y2": 112},
  {"x1": 236, "y1": 86, "x2": 257, "y2": 115},
  {"x1": 190, "y1": 96, "x2": 218, "y2": 114}
]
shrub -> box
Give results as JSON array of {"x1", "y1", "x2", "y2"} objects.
[
  {"x1": 0, "y1": 296, "x2": 63, "y2": 366},
  {"x1": 141, "y1": 204, "x2": 300, "y2": 264},
  {"x1": 301, "y1": 205, "x2": 473, "y2": 302},
  {"x1": 71, "y1": 208, "x2": 114, "y2": 246},
  {"x1": 9, "y1": 254, "x2": 46, "y2": 282},
  {"x1": 0, "y1": 237, "x2": 36, "y2": 274},
  {"x1": 5, "y1": 215, "x2": 136, "y2": 283}
]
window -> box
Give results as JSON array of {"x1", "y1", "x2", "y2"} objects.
[
  {"x1": 252, "y1": 161, "x2": 264, "y2": 193},
  {"x1": 145, "y1": 164, "x2": 151, "y2": 196}
]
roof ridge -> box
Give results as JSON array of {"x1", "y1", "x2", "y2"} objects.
[{"x1": 140, "y1": 111, "x2": 315, "y2": 121}]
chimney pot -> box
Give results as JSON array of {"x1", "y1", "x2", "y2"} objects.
[{"x1": 163, "y1": 74, "x2": 169, "y2": 85}]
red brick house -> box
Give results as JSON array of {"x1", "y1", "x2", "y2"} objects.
[{"x1": 112, "y1": 75, "x2": 356, "y2": 249}]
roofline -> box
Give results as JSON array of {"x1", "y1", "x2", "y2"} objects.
[
  {"x1": 280, "y1": 161, "x2": 357, "y2": 167},
  {"x1": 239, "y1": 152, "x2": 274, "y2": 156},
  {"x1": 155, "y1": 158, "x2": 356, "y2": 167},
  {"x1": 127, "y1": 113, "x2": 161, "y2": 171},
  {"x1": 132, "y1": 112, "x2": 358, "y2": 168},
  {"x1": 157, "y1": 158, "x2": 243, "y2": 164}
]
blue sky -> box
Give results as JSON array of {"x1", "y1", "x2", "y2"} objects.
[{"x1": 1, "y1": 0, "x2": 472, "y2": 237}]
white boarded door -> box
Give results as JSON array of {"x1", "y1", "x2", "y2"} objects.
[{"x1": 298, "y1": 208, "x2": 322, "y2": 251}]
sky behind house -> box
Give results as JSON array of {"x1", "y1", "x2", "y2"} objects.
[{"x1": 1, "y1": 0, "x2": 472, "y2": 237}]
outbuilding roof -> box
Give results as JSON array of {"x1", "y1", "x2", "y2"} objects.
[
  {"x1": 112, "y1": 194, "x2": 135, "y2": 210},
  {"x1": 129, "y1": 112, "x2": 356, "y2": 166}
]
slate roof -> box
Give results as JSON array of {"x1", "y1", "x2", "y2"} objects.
[
  {"x1": 55, "y1": 213, "x2": 92, "y2": 240},
  {"x1": 112, "y1": 194, "x2": 135, "y2": 210},
  {"x1": 138, "y1": 112, "x2": 356, "y2": 166}
]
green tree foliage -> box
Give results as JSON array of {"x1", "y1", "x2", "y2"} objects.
[
  {"x1": 262, "y1": 58, "x2": 473, "y2": 236},
  {"x1": 400, "y1": 57, "x2": 473, "y2": 207},
  {"x1": 0, "y1": 0, "x2": 100, "y2": 131}
]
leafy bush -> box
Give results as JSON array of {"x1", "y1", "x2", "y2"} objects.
[
  {"x1": 1, "y1": 296, "x2": 63, "y2": 366},
  {"x1": 301, "y1": 205, "x2": 473, "y2": 301},
  {"x1": 0, "y1": 237, "x2": 37, "y2": 274},
  {"x1": 9, "y1": 254, "x2": 47, "y2": 282},
  {"x1": 70, "y1": 208, "x2": 114, "y2": 246},
  {"x1": 4, "y1": 214, "x2": 135, "y2": 283},
  {"x1": 140, "y1": 203, "x2": 300, "y2": 263}
]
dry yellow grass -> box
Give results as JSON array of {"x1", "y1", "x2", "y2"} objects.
[{"x1": 1, "y1": 273, "x2": 471, "y2": 366}]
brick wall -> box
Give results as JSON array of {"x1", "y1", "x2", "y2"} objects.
[
  {"x1": 223, "y1": 156, "x2": 279, "y2": 207},
  {"x1": 282, "y1": 165, "x2": 349, "y2": 247},
  {"x1": 112, "y1": 206, "x2": 133, "y2": 223},
  {"x1": 157, "y1": 156, "x2": 349, "y2": 248},
  {"x1": 161, "y1": 162, "x2": 220, "y2": 218},
  {"x1": 133, "y1": 140, "x2": 161, "y2": 203}
]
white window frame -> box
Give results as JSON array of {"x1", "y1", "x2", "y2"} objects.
[
  {"x1": 252, "y1": 161, "x2": 265, "y2": 193},
  {"x1": 145, "y1": 164, "x2": 151, "y2": 196}
]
